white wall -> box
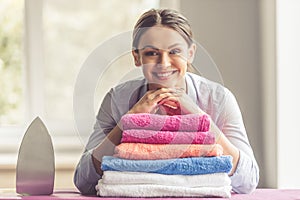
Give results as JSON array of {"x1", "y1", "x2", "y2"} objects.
[{"x1": 277, "y1": 0, "x2": 300, "y2": 188}]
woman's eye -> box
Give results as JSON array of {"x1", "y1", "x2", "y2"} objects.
[
  {"x1": 169, "y1": 48, "x2": 181, "y2": 55},
  {"x1": 144, "y1": 51, "x2": 159, "y2": 56}
]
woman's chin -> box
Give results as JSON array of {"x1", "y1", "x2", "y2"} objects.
[{"x1": 148, "y1": 82, "x2": 175, "y2": 89}]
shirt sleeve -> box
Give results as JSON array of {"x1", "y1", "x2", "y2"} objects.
[
  {"x1": 73, "y1": 149, "x2": 102, "y2": 195},
  {"x1": 230, "y1": 150, "x2": 260, "y2": 193},
  {"x1": 73, "y1": 90, "x2": 118, "y2": 195},
  {"x1": 219, "y1": 89, "x2": 259, "y2": 194}
]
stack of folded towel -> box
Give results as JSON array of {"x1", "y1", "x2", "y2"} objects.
[{"x1": 96, "y1": 113, "x2": 233, "y2": 198}]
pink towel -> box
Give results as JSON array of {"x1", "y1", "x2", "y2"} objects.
[
  {"x1": 121, "y1": 113, "x2": 210, "y2": 132},
  {"x1": 114, "y1": 143, "x2": 223, "y2": 160},
  {"x1": 121, "y1": 129, "x2": 215, "y2": 144}
]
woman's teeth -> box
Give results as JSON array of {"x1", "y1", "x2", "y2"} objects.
[{"x1": 156, "y1": 71, "x2": 173, "y2": 77}]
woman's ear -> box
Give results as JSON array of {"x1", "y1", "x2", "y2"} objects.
[
  {"x1": 132, "y1": 50, "x2": 141, "y2": 67},
  {"x1": 187, "y1": 43, "x2": 196, "y2": 63}
]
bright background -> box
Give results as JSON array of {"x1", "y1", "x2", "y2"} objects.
[{"x1": 1, "y1": 0, "x2": 299, "y2": 190}]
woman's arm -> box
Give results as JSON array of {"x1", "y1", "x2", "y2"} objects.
[
  {"x1": 202, "y1": 89, "x2": 259, "y2": 193},
  {"x1": 163, "y1": 86, "x2": 259, "y2": 193},
  {"x1": 217, "y1": 89, "x2": 259, "y2": 193},
  {"x1": 74, "y1": 87, "x2": 177, "y2": 194},
  {"x1": 74, "y1": 91, "x2": 119, "y2": 195},
  {"x1": 92, "y1": 125, "x2": 122, "y2": 175},
  {"x1": 92, "y1": 87, "x2": 180, "y2": 174},
  {"x1": 73, "y1": 120, "x2": 108, "y2": 195},
  {"x1": 208, "y1": 121, "x2": 240, "y2": 176}
]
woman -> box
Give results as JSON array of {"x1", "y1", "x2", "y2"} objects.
[{"x1": 74, "y1": 8, "x2": 259, "y2": 195}]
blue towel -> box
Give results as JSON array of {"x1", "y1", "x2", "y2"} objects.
[{"x1": 101, "y1": 156, "x2": 232, "y2": 175}]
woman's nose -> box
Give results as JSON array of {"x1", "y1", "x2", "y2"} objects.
[{"x1": 158, "y1": 52, "x2": 171, "y2": 68}]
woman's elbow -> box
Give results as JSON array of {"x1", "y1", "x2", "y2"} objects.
[
  {"x1": 233, "y1": 178, "x2": 259, "y2": 194},
  {"x1": 232, "y1": 167, "x2": 259, "y2": 194},
  {"x1": 73, "y1": 170, "x2": 97, "y2": 195}
]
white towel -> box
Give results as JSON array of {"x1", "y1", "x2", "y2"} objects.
[
  {"x1": 96, "y1": 180, "x2": 232, "y2": 198},
  {"x1": 101, "y1": 171, "x2": 231, "y2": 187}
]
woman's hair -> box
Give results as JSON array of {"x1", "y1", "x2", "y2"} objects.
[
  {"x1": 132, "y1": 8, "x2": 198, "y2": 74},
  {"x1": 132, "y1": 8, "x2": 194, "y2": 50}
]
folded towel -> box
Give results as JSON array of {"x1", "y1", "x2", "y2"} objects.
[
  {"x1": 96, "y1": 181, "x2": 232, "y2": 198},
  {"x1": 101, "y1": 171, "x2": 231, "y2": 187},
  {"x1": 101, "y1": 155, "x2": 232, "y2": 175},
  {"x1": 121, "y1": 113, "x2": 210, "y2": 131},
  {"x1": 121, "y1": 129, "x2": 215, "y2": 144},
  {"x1": 114, "y1": 143, "x2": 223, "y2": 160}
]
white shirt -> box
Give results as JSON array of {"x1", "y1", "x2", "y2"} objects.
[{"x1": 74, "y1": 72, "x2": 259, "y2": 195}]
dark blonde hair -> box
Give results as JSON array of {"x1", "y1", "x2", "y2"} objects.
[{"x1": 132, "y1": 9, "x2": 194, "y2": 50}]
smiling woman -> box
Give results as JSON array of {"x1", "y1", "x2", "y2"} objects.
[
  {"x1": 133, "y1": 26, "x2": 194, "y2": 90},
  {"x1": 74, "y1": 8, "x2": 259, "y2": 196}
]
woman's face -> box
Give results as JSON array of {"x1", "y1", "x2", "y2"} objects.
[{"x1": 133, "y1": 25, "x2": 196, "y2": 89}]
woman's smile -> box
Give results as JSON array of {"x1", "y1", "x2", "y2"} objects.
[{"x1": 153, "y1": 70, "x2": 177, "y2": 80}]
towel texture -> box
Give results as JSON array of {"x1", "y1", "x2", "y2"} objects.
[
  {"x1": 114, "y1": 143, "x2": 223, "y2": 160},
  {"x1": 101, "y1": 171, "x2": 231, "y2": 187},
  {"x1": 121, "y1": 129, "x2": 215, "y2": 144},
  {"x1": 98, "y1": 113, "x2": 232, "y2": 198},
  {"x1": 101, "y1": 155, "x2": 232, "y2": 175},
  {"x1": 96, "y1": 181, "x2": 232, "y2": 198},
  {"x1": 121, "y1": 113, "x2": 210, "y2": 131}
]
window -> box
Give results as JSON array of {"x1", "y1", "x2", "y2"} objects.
[
  {"x1": 0, "y1": 0, "x2": 161, "y2": 165},
  {"x1": 0, "y1": 0, "x2": 24, "y2": 125}
]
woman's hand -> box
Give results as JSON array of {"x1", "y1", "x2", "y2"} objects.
[
  {"x1": 159, "y1": 87, "x2": 204, "y2": 115},
  {"x1": 127, "y1": 88, "x2": 177, "y2": 114},
  {"x1": 128, "y1": 87, "x2": 205, "y2": 115}
]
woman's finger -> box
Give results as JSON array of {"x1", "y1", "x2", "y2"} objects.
[
  {"x1": 162, "y1": 100, "x2": 178, "y2": 109},
  {"x1": 149, "y1": 88, "x2": 176, "y2": 102}
]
